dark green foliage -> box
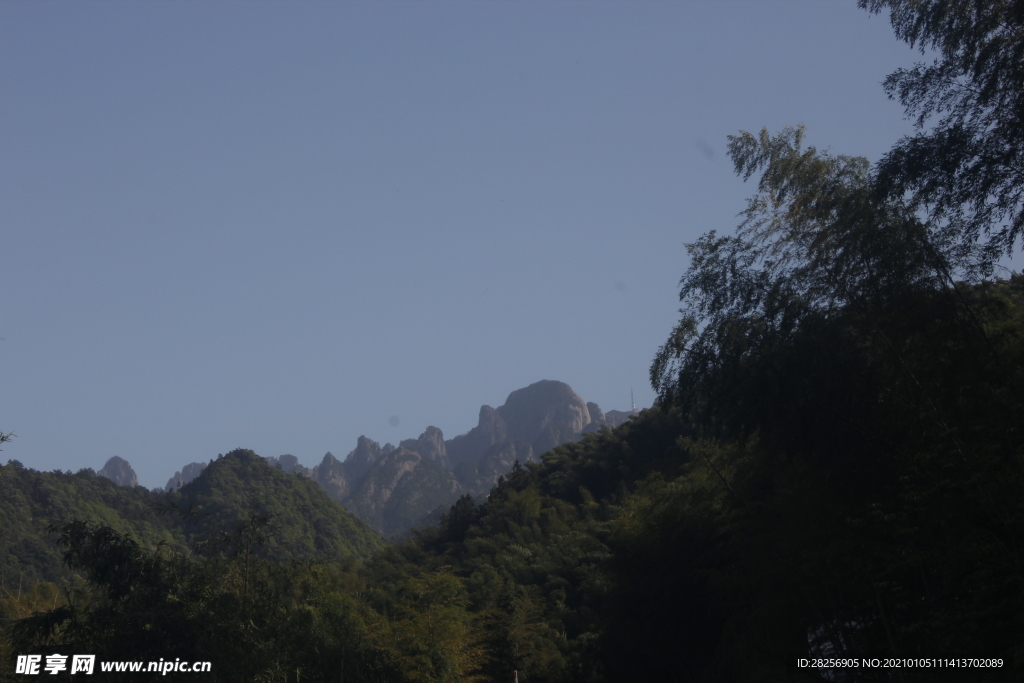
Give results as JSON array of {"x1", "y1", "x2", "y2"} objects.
[
  {"x1": 0, "y1": 449, "x2": 383, "y2": 590},
  {"x1": 0, "y1": 448, "x2": 385, "y2": 626},
  {"x1": 619, "y1": 285, "x2": 1024, "y2": 678},
  {"x1": 383, "y1": 454, "x2": 623, "y2": 682},
  {"x1": 861, "y1": 0, "x2": 1024, "y2": 270},
  {"x1": 0, "y1": 462, "x2": 185, "y2": 587},
  {"x1": 437, "y1": 495, "x2": 481, "y2": 545},
  {"x1": 9, "y1": 519, "x2": 402, "y2": 683},
  {"x1": 651, "y1": 125, "x2": 943, "y2": 412},
  {"x1": 175, "y1": 449, "x2": 384, "y2": 560},
  {"x1": 640, "y1": 123, "x2": 1024, "y2": 680}
]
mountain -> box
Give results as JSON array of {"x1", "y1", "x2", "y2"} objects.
[
  {"x1": 335, "y1": 446, "x2": 462, "y2": 535},
  {"x1": 294, "y1": 380, "x2": 636, "y2": 536},
  {"x1": 164, "y1": 460, "x2": 209, "y2": 491},
  {"x1": 308, "y1": 437, "x2": 463, "y2": 537},
  {"x1": 447, "y1": 380, "x2": 604, "y2": 493},
  {"x1": 134, "y1": 380, "x2": 633, "y2": 538},
  {"x1": 265, "y1": 453, "x2": 312, "y2": 477},
  {"x1": 98, "y1": 456, "x2": 138, "y2": 487}
]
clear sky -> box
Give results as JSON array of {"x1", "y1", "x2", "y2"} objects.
[{"x1": 1, "y1": 1, "x2": 921, "y2": 488}]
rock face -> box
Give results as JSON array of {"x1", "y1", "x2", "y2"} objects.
[
  {"x1": 265, "y1": 454, "x2": 311, "y2": 477},
  {"x1": 165, "y1": 461, "x2": 209, "y2": 491},
  {"x1": 399, "y1": 426, "x2": 447, "y2": 466},
  {"x1": 162, "y1": 380, "x2": 638, "y2": 537},
  {"x1": 602, "y1": 410, "x2": 636, "y2": 428},
  {"x1": 343, "y1": 436, "x2": 386, "y2": 482},
  {"x1": 583, "y1": 405, "x2": 636, "y2": 433},
  {"x1": 340, "y1": 445, "x2": 461, "y2": 535},
  {"x1": 445, "y1": 381, "x2": 596, "y2": 493},
  {"x1": 311, "y1": 452, "x2": 350, "y2": 502},
  {"x1": 308, "y1": 429, "x2": 462, "y2": 537},
  {"x1": 446, "y1": 406, "x2": 507, "y2": 468},
  {"x1": 499, "y1": 380, "x2": 591, "y2": 446},
  {"x1": 98, "y1": 456, "x2": 138, "y2": 487},
  {"x1": 326, "y1": 380, "x2": 636, "y2": 535}
]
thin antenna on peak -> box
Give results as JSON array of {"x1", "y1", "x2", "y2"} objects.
[{"x1": 631, "y1": 387, "x2": 637, "y2": 414}]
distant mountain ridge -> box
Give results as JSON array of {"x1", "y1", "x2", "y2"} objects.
[
  {"x1": 110, "y1": 380, "x2": 636, "y2": 536},
  {"x1": 304, "y1": 380, "x2": 637, "y2": 534},
  {"x1": 323, "y1": 380, "x2": 637, "y2": 535}
]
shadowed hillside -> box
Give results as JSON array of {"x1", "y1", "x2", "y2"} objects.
[{"x1": 0, "y1": 450, "x2": 383, "y2": 588}]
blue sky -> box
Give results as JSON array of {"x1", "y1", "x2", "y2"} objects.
[{"x1": 2, "y1": 1, "x2": 921, "y2": 487}]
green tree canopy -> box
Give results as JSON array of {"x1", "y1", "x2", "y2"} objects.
[
  {"x1": 862, "y1": 0, "x2": 1024, "y2": 271},
  {"x1": 650, "y1": 125, "x2": 940, "y2": 411}
]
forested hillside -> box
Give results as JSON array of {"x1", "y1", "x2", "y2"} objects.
[
  {"x1": 0, "y1": 450, "x2": 383, "y2": 587},
  {"x1": 0, "y1": 463, "x2": 186, "y2": 587},
  {"x1": 4, "y1": 1, "x2": 1024, "y2": 680}
]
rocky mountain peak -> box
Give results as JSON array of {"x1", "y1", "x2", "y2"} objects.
[
  {"x1": 399, "y1": 426, "x2": 447, "y2": 464},
  {"x1": 476, "y1": 405, "x2": 508, "y2": 442},
  {"x1": 165, "y1": 461, "x2": 209, "y2": 491},
  {"x1": 265, "y1": 454, "x2": 311, "y2": 477},
  {"x1": 98, "y1": 456, "x2": 138, "y2": 487},
  {"x1": 344, "y1": 436, "x2": 384, "y2": 481},
  {"x1": 496, "y1": 380, "x2": 591, "y2": 449},
  {"x1": 318, "y1": 451, "x2": 341, "y2": 470},
  {"x1": 312, "y1": 451, "x2": 349, "y2": 502}
]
